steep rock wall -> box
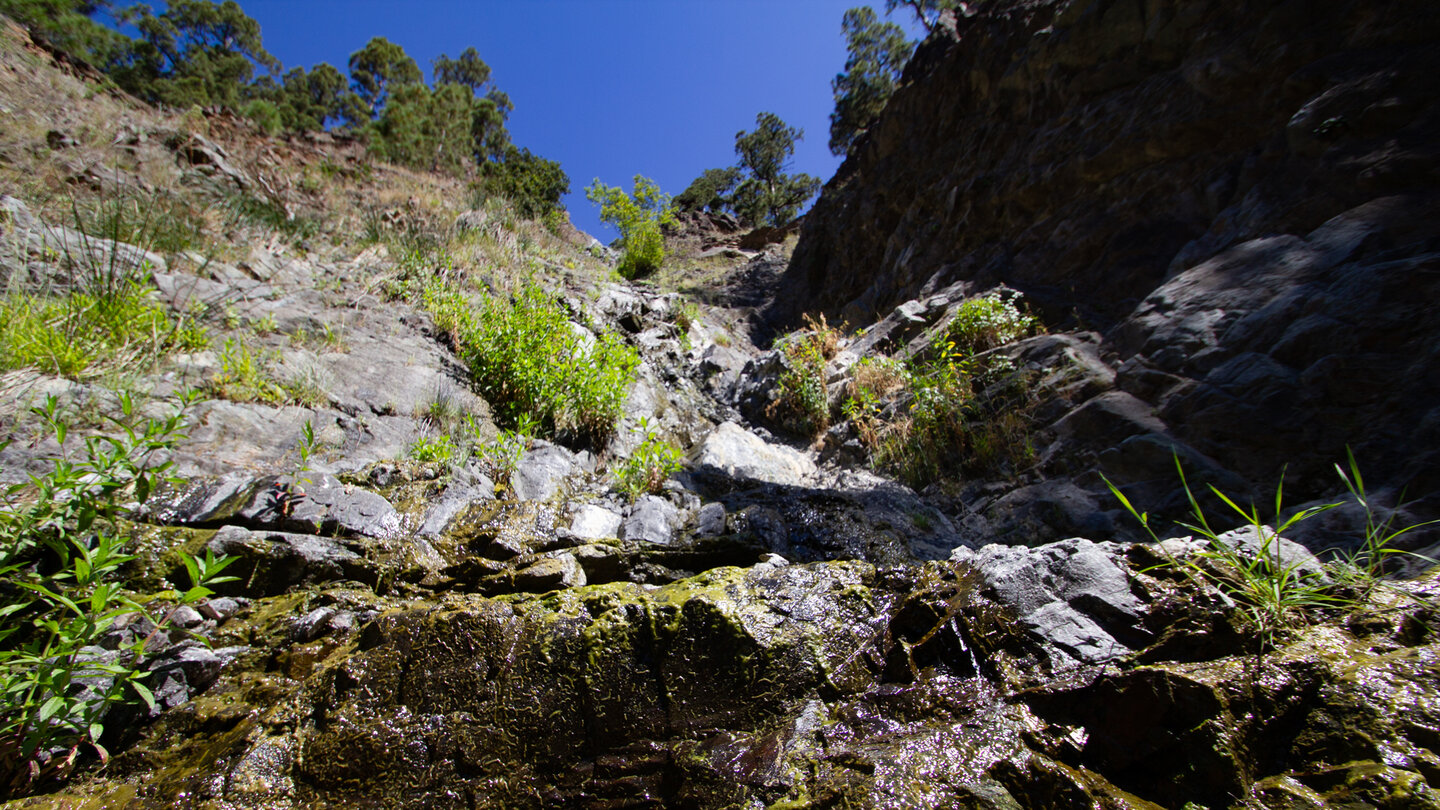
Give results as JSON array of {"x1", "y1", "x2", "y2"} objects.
[
  {"x1": 780, "y1": 0, "x2": 1440, "y2": 329},
  {"x1": 778, "y1": 0, "x2": 1440, "y2": 503}
]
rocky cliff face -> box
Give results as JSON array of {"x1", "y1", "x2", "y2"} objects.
[{"x1": 780, "y1": 0, "x2": 1440, "y2": 508}]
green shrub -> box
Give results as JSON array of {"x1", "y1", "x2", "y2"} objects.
[
  {"x1": 422, "y1": 283, "x2": 639, "y2": 446},
  {"x1": 586, "y1": 175, "x2": 676, "y2": 278},
  {"x1": 769, "y1": 314, "x2": 841, "y2": 437},
  {"x1": 476, "y1": 146, "x2": 570, "y2": 220},
  {"x1": 242, "y1": 99, "x2": 283, "y2": 136},
  {"x1": 832, "y1": 292, "x2": 1044, "y2": 487},
  {"x1": 614, "y1": 423, "x2": 683, "y2": 500},
  {"x1": 0, "y1": 393, "x2": 235, "y2": 798},
  {"x1": 409, "y1": 434, "x2": 455, "y2": 464},
  {"x1": 939, "y1": 289, "x2": 1040, "y2": 356},
  {"x1": 0, "y1": 279, "x2": 193, "y2": 380},
  {"x1": 207, "y1": 339, "x2": 322, "y2": 407}
]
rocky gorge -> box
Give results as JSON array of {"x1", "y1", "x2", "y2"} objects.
[{"x1": 1, "y1": 1, "x2": 1439, "y2": 808}]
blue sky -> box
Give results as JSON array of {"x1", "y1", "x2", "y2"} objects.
[{"x1": 220, "y1": 0, "x2": 922, "y2": 239}]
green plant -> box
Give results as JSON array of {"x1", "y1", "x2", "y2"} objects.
[
  {"x1": 409, "y1": 434, "x2": 455, "y2": 464},
  {"x1": 768, "y1": 314, "x2": 842, "y2": 437},
  {"x1": 0, "y1": 392, "x2": 235, "y2": 798},
  {"x1": 673, "y1": 300, "x2": 701, "y2": 336},
  {"x1": 1107, "y1": 457, "x2": 1342, "y2": 645},
  {"x1": 1326, "y1": 449, "x2": 1439, "y2": 599},
  {"x1": 249, "y1": 313, "x2": 279, "y2": 335},
  {"x1": 423, "y1": 282, "x2": 639, "y2": 446},
  {"x1": 475, "y1": 146, "x2": 570, "y2": 220},
  {"x1": 586, "y1": 175, "x2": 676, "y2": 278},
  {"x1": 475, "y1": 424, "x2": 528, "y2": 490},
  {"x1": 208, "y1": 339, "x2": 319, "y2": 407},
  {"x1": 295, "y1": 419, "x2": 320, "y2": 472},
  {"x1": 225, "y1": 193, "x2": 318, "y2": 242},
  {"x1": 939, "y1": 289, "x2": 1040, "y2": 356},
  {"x1": 0, "y1": 195, "x2": 208, "y2": 379},
  {"x1": 614, "y1": 421, "x2": 683, "y2": 500}
]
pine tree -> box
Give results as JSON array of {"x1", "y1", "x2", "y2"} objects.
[
  {"x1": 732, "y1": 112, "x2": 820, "y2": 227},
  {"x1": 829, "y1": 6, "x2": 913, "y2": 157}
]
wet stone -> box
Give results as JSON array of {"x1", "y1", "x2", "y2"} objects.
[
  {"x1": 571, "y1": 504, "x2": 624, "y2": 540},
  {"x1": 624, "y1": 495, "x2": 678, "y2": 545}
]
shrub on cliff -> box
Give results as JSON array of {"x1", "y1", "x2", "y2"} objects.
[
  {"x1": 424, "y1": 282, "x2": 639, "y2": 446},
  {"x1": 477, "y1": 146, "x2": 570, "y2": 220},
  {"x1": 586, "y1": 175, "x2": 676, "y2": 278}
]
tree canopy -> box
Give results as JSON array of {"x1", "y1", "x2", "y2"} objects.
[
  {"x1": 884, "y1": 0, "x2": 959, "y2": 32},
  {"x1": 731, "y1": 112, "x2": 821, "y2": 227},
  {"x1": 0, "y1": 0, "x2": 566, "y2": 212},
  {"x1": 112, "y1": 0, "x2": 279, "y2": 109},
  {"x1": 674, "y1": 167, "x2": 742, "y2": 215},
  {"x1": 673, "y1": 113, "x2": 820, "y2": 228},
  {"x1": 829, "y1": 6, "x2": 912, "y2": 157}
]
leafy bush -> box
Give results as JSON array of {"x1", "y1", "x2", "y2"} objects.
[
  {"x1": 614, "y1": 423, "x2": 683, "y2": 500},
  {"x1": 0, "y1": 393, "x2": 234, "y2": 798},
  {"x1": 830, "y1": 292, "x2": 1044, "y2": 486},
  {"x1": 586, "y1": 175, "x2": 676, "y2": 278},
  {"x1": 242, "y1": 99, "x2": 283, "y2": 135},
  {"x1": 423, "y1": 283, "x2": 639, "y2": 446},
  {"x1": 940, "y1": 289, "x2": 1040, "y2": 356},
  {"x1": 409, "y1": 434, "x2": 455, "y2": 464},
  {"x1": 476, "y1": 146, "x2": 570, "y2": 220},
  {"x1": 768, "y1": 314, "x2": 842, "y2": 437}
]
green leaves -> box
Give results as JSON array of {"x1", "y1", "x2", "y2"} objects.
[
  {"x1": 0, "y1": 393, "x2": 234, "y2": 798},
  {"x1": 586, "y1": 175, "x2": 676, "y2": 278},
  {"x1": 732, "y1": 112, "x2": 821, "y2": 227},
  {"x1": 614, "y1": 422, "x2": 684, "y2": 500},
  {"x1": 830, "y1": 6, "x2": 913, "y2": 156},
  {"x1": 424, "y1": 282, "x2": 639, "y2": 447}
]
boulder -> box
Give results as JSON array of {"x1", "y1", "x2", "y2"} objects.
[
  {"x1": 622, "y1": 495, "x2": 678, "y2": 545},
  {"x1": 695, "y1": 422, "x2": 816, "y2": 487}
]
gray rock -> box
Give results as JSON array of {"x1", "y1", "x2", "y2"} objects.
[
  {"x1": 952, "y1": 537, "x2": 1146, "y2": 668},
  {"x1": 696, "y1": 421, "x2": 816, "y2": 487},
  {"x1": 571, "y1": 543, "x2": 626, "y2": 583},
  {"x1": 510, "y1": 554, "x2": 586, "y2": 593},
  {"x1": 696, "y1": 501, "x2": 727, "y2": 537},
  {"x1": 623, "y1": 495, "x2": 678, "y2": 545},
  {"x1": 207, "y1": 525, "x2": 376, "y2": 597},
  {"x1": 237, "y1": 473, "x2": 402, "y2": 540},
  {"x1": 168, "y1": 605, "x2": 206, "y2": 630},
  {"x1": 142, "y1": 472, "x2": 255, "y2": 525},
  {"x1": 512, "y1": 444, "x2": 577, "y2": 502},
  {"x1": 150, "y1": 642, "x2": 226, "y2": 693},
  {"x1": 419, "y1": 484, "x2": 492, "y2": 537},
  {"x1": 292, "y1": 607, "x2": 337, "y2": 642},
  {"x1": 570, "y1": 504, "x2": 623, "y2": 540},
  {"x1": 199, "y1": 597, "x2": 247, "y2": 622},
  {"x1": 1207, "y1": 525, "x2": 1329, "y2": 582},
  {"x1": 167, "y1": 131, "x2": 252, "y2": 190}
]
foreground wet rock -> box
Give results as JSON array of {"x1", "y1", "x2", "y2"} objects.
[{"x1": 25, "y1": 532, "x2": 1439, "y2": 809}]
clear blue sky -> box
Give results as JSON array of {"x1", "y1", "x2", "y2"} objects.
[{"x1": 222, "y1": 0, "x2": 922, "y2": 239}]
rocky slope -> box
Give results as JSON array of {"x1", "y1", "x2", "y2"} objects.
[
  {"x1": 1, "y1": 6, "x2": 1438, "y2": 809},
  {"x1": 778, "y1": 0, "x2": 1440, "y2": 542}
]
